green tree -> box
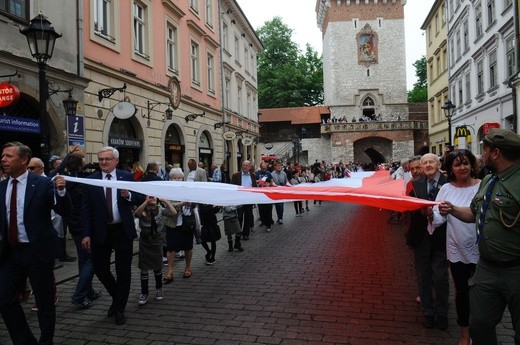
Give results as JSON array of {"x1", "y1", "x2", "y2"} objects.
[
  {"x1": 407, "y1": 56, "x2": 428, "y2": 103},
  {"x1": 256, "y1": 17, "x2": 323, "y2": 108}
]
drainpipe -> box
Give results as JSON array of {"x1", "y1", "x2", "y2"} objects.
[
  {"x1": 76, "y1": 0, "x2": 84, "y2": 76},
  {"x1": 218, "y1": 0, "x2": 228, "y2": 158}
]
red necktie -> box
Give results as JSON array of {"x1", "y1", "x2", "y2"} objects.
[
  {"x1": 106, "y1": 174, "x2": 113, "y2": 223},
  {"x1": 8, "y1": 179, "x2": 18, "y2": 247}
]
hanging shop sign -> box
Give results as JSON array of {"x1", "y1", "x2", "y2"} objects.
[
  {"x1": 242, "y1": 137, "x2": 254, "y2": 146},
  {"x1": 223, "y1": 131, "x2": 237, "y2": 141},
  {"x1": 112, "y1": 101, "x2": 137, "y2": 120},
  {"x1": 0, "y1": 83, "x2": 21, "y2": 108}
]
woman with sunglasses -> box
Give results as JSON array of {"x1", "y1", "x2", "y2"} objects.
[{"x1": 429, "y1": 149, "x2": 480, "y2": 345}]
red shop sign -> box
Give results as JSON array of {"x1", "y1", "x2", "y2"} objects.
[
  {"x1": 0, "y1": 83, "x2": 20, "y2": 108},
  {"x1": 483, "y1": 122, "x2": 500, "y2": 135}
]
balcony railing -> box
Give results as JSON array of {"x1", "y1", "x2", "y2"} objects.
[{"x1": 321, "y1": 120, "x2": 428, "y2": 134}]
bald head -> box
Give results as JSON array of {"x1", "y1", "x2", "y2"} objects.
[{"x1": 420, "y1": 153, "x2": 441, "y2": 179}]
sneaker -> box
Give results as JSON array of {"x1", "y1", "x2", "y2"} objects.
[
  {"x1": 138, "y1": 294, "x2": 148, "y2": 306},
  {"x1": 155, "y1": 289, "x2": 164, "y2": 301},
  {"x1": 277, "y1": 219, "x2": 283, "y2": 225},
  {"x1": 205, "y1": 258, "x2": 216, "y2": 265},
  {"x1": 266, "y1": 227, "x2": 271, "y2": 233},
  {"x1": 72, "y1": 297, "x2": 93, "y2": 309},
  {"x1": 306, "y1": 207, "x2": 310, "y2": 211}
]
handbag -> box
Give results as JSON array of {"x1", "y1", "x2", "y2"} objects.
[
  {"x1": 182, "y1": 213, "x2": 196, "y2": 232},
  {"x1": 201, "y1": 224, "x2": 222, "y2": 242}
]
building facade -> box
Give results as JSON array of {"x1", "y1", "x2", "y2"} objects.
[
  {"x1": 316, "y1": 0, "x2": 424, "y2": 164},
  {"x1": 445, "y1": 0, "x2": 516, "y2": 152},
  {"x1": 421, "y1": 0, "x2": 450, "y2": 155},
  {"x1": 0, "y1": 1, "x2": 88, "y2": 165},
  {"x1": 82, "y1": 0, "x2": 262, "y2": 174}
]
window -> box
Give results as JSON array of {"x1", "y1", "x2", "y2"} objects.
[
  {"x1": 191, "y1": 41, "x2": 200, "y2": 85},
  {"x1": 205, "y1": 0, "x2": 213, "y2": 27},
  {"x1": 465, "y1": 73, "x2": 471, "y2": 102},
  {"x1": 475, "y1": 3, "x2": 482, "y2": 37},
  {"x1": 94, "y1": 0, "x2": 113, "y2": 38},
  {"x1": 442, "y1": 4, "x2": 446, "y2": 24},
  {"x1": 166, "y1": 24, "x2": 178, "y2": 72},
  {"x1": 363, "y1": 97, "x2": 374, "y2": 106},
  {"x1": 234, "y1": 36, "x2": 240, "y2": 62},
  {"x1": 247, "y1": 92, "x2": 251, "y2": 116},
  {"x1": 489, "y1": 50, "x2": 497, "y2": 88},
  {"x1": 237, "y1": 85, "x2": 242, "y2": 114},
  {"x1": 463, "y1": 20, "x2": 469, "y2": 51},
  {"x1": 427, "y1": 25, "x2": 432, "y2": 44},
  {"x1": 429, "y1": 62, "x2": 434, "y2": 79},
  {"x1": 506, "y1": 36, "x2": 516, "y2": 77},
  {"x1": 435, "y1": 14, "x2": 439, "y2": 34},
  {"x1": 244, "y1": 48, "x2": 249, "y2": 72},
  {"x1": 133, "y1": 2, "x2": 148, "y2": 57},
  {"x1": 250, "y1": 53, "x2": 255, "y2": 74},
  {"x1": 456, "y1": 31, "x2": 461, "y2": 60},
  {"x1": 458, "y1": 80, "x2": 463, "y2": 106},
  {"x1": 190, "y1": 0, "x2": 199, "y2": 13},
  {"x1": 449, "y1": 38, "x2": 455, "y2": 66},
  {"x1": 487, "y1": 0, "x2": 495, "y2": 26},
  {"x1": 207, "y1": 52, "x2": 215, "y2": 93},
  {"x1": 224, "y1": 78, "x2": 230, "y2": 108},
  {"x1": 436, "y1": 56, "x2": 441, "y2": 77},
  {"x1": 0, "y1": 0, "x2": 29, "y2": 19},
  {"x1": 477, "y1": 60, "x2": 484, "y2": 95},
  {"x1": 222, "y1": 23, "x2": 228, "y2": 51}
]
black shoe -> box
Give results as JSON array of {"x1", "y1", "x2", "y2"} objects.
[
  {"x1": 423, "y1": 315, "x2": 435, "y2": 329},
  {"x1": 59, "y1": 254, "x2": 76, "y2": 262},
  {"x1": 436, "y1": 316, "x2": 448, "y2": 330},
  {"x1": 115, "y1": 311, "x2": 126, "y2": 325},
  {"x1": 72, "y1": 297, "x2": 93, "y2": 309},
  {"x1": 234, "y1": 240, "x2": 244, "y2": 252},
  {"x1": 108, "y1": 303, "x2": 117, "y2": 317},
  {"x1": 242, "y1": 236, "x2": 249, "y2": 241},
  {"x1": 228, "y1": 241, "x2": 234, "y2": 252},
  {"x1": 89, "y1": 290, "x2": 102, "y2": 301}
]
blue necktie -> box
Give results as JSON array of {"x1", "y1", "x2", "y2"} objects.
[{"x1": 476, "y1": 175, "x2": 498, "y2": 243}]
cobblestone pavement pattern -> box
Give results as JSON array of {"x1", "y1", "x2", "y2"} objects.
[{"x1": 0, "y1": 202, "x2": 515, "y2": 344}]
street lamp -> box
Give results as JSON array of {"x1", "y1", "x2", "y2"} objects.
[
  {"x1": 62, "y1": 92, "x2": 78, "y2": 116},
  {"x1": 20, "y1": 13, "x2": 62, "y2": 122},
  {"x1": 441, "y1": 99, "x2": 456, "y2": 147}
]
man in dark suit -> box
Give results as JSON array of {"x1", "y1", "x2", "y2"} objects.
[
  {"x1": 0, "y1": 141, "x2": 70, "y2": 345},
  {"x1": 231, "y1": 160, "x2": 257, "y2": 242},
  {"x1": 407, "y1": 153, "x2": 449, "y2": 331},
  {"x1": 81, "y1": 146, "x2": 141, "y2": 325}
]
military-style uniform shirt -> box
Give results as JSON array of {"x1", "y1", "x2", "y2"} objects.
[{"x1": 471, "y1": 161, "x2": 520, "y2": 263}]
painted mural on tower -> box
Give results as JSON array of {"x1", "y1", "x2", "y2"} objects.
[{"x1": 357, "y1": 24, "x2": 378, "y2": 65}]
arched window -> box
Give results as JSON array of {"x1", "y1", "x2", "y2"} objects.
[{"x1": 363, "y1": 97, "x2": 374, "y2": 107}]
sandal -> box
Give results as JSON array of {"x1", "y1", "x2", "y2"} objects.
[
  {"x1": 182, "y1": 269, "x2": 192, "y2": 278},
  {"x1": 163, "y1": 273, "x2": 173, "y2": 284}
]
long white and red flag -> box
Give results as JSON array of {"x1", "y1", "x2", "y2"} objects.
[{"x1": 64, "y1": 171, "x2": 436, "y2": 212}]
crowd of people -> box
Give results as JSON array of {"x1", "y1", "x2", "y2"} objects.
[{"x1": 1, "y1": 127, "x2": 519, "y2": 345}]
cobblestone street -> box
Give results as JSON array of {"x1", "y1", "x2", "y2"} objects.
[{"x1": 1, "y1": 202, "x2": 515, "y2": 344}]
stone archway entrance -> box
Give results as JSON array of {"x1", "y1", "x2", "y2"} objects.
[{"x1": 353, "y1": 136, "x2": 392, "y2": 164}]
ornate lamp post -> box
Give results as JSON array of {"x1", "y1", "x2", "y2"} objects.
[
  {"x1": 20, "y1": 14, "x2": 62, "y2": 120},
  {"x1": 441, "y1": 99, "x2": 456, "y2": 147}
]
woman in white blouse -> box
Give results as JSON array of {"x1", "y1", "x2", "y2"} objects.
[{"x1": 430, "y1": 149, "x2": 480, "y2": 345}]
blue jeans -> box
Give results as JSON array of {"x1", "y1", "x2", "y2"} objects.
[
  {"x1": 275, "y1": 203, "x2": 284, "y2": 220},
  {"x1": 71, "y1": 236, "x2": 95, "y2": 302}
]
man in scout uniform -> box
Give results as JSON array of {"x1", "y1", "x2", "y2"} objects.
[{"x1": 439, "y1": 128, "x2": 520, "y2": 345}]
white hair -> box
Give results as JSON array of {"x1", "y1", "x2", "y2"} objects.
[{"x1": 98, "y1": 146, "x2": 119, "y2": 159}]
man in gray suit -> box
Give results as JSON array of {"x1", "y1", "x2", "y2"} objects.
[{"x1": 186, "y1": 159, "x2": 208, "y2": 182}]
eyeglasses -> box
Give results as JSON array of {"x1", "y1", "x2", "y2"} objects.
[
  {"x1": 98, "y1": 157, "x2": 115, "y2": 162},
  {"x1": 28, "y1": 166, "x2": 42, "y2": 170}
]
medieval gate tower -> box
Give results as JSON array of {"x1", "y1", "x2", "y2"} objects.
[{"x1": 316, "y1": 0, "x2": 415, "y2": 164}]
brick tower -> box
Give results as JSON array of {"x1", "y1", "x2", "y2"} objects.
[{"x1": 317, "y1": 0, "x2": 408, "y2": 122}]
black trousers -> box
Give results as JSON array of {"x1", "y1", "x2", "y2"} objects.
[
  {"x1": 92, "y1": 223, "x2": 133, "y2": 313},
  {"x1": 237, "y1": 204, "x2": 254, "y2": 237},
  {"x1": 0, "y1": 245, "x2": 55, "y2": 345},
  {"x1": 258, "y1": 204, "x2": 274, "y2": 227}
]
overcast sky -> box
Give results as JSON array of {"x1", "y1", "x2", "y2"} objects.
[{"x1": 236, "y1": 0, "x2": 436, "y2": 90}]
